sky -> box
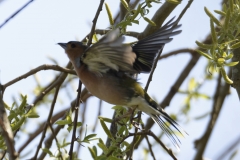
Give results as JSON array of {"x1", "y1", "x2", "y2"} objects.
[{"x1": 1, "y1": 0, "x2": 240, "y2": 160}]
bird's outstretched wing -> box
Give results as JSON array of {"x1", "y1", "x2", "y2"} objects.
[
  {"x1": 82, "y1": 17, "x2": 181, "y2": 76},
  {"x1": 132, "y1": 17, "x2": 182, "y2": 72}
]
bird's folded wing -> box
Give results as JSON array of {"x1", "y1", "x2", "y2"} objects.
[{"x1": 82, "y1": 29, "x2": 137, "y2": 76}]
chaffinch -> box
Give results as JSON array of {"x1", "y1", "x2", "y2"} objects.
[{"x1": 58, "y1": 18, "x2": 185, "y2": 148}]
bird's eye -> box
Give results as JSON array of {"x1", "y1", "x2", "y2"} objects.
[{"x1": 71, "y1": 43, "x2": 76, "y2": 48}]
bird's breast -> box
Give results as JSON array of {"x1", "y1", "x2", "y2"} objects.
[{"x1": 77, "y1": 65, "x2": 131, "y2": 105}]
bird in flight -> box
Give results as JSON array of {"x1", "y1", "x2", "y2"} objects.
[{"x1": 58, "y1": 18, "x2": 186, "y2": 149}]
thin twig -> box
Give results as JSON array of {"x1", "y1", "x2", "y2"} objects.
[
  {"x1": 215, "y1": 134, "x2": 240, "y2": 160},
  {"x1": 145, "y1": 135, "x2": 156, "y2": 160},
  {"x1": 37, "y1": 125, "x2": 64, "y2": 160},
  {"x1": 2, "y1": 64, "x2": 76, "y2": 92},
  {"x1": 69, "y1": 80, "x2": 82, "y2": 160},
  {"x1": 49, "y1": 124, "x2": 64, "y2": 160},
  {"x1": 159, "y1": 48, "x2": 195, "y2": 60},
  {"x1": 76, "y1": 101, "x2": 88, "y2": 156},
  {"x1": 0, "y1": 84, "x2": 18, "y2": 160},
  {"x1": 0, "y1": 0, "x2": 34, "y2": 29},
  {"x1": 107, "y1": 130, "x2": 177, "y2": 160},
  {"x1": 87, "y1": 0, "x2": 105, "y2": 46},
  {"x1": 92, "y1": 100, "x2": 102, "y2": 132},
  {"x1": 32, "y1": 86, "x2": 60, "y2": 159},
  {"x1": 18, "y1": 88, "x2": 90, "y2": 154},
  {"x1": 175, "y1": 0, "x2": 193, "y2": 24}
]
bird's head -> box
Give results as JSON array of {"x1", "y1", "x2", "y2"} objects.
[{"x1": 58, "y1": 41, "x2": 88, "y2": 57}]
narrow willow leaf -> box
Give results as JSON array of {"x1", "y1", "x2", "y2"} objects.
[
  {"x1": 84, "y1": 134, "x2": 97, "y2": 141},
  {"x1": 224, "y1": 9, "x2": 230, "y2": 30},
  {"x1": 108, "y1": 156, "x2": 120, "y2": 160},
  {"x1": 98, "y1": 116, "x2": 113, "y2": 123},
  {"x1": 97, "y1": 143, "x2": 108, "y2": 154},
  {"x1": 230, "y1": 42, "x2": 240, "y2": 49},
  {"x1": 214, "y1": 10, "x2": 226, "y2": 16},
  {"x1": 12, "y1": 117, "x2": 26, "y2": 131},
  {"x1": 42, "y1": 148, "x2": 53, "y2": 156},
  {"x1": 26, "y1": 113, "x2": 39, "y2": 118},
  {"x1": 204, "y1": 7, "x2": 221, "y2": 26},
  {"x1": 195, "y1": 41, "x2": 212, "y2": 49},
  {"x1": 120, "y1": 0, "x2": 129, "y2": 10},
  {"x1": 105, "y1": 3, "x2": 114, "y2": 25},
  {"x1": 88, "y1": 147, "x2": 97, "y2": 159},
  {"x1": 166, "y1": 0, "x2": 181, "y2": 4},
  {"x1": 132, "y1": 20, "x2": 139, "y2": 24},
  {"x1": 210, "y1": 20, "x2": 217, "y2": 44},
  {"x1": 55, "y1": 120, "x2": 71, "y2": 125},
  {"x1": 196, "y1": 50, "x2": 213, "y2": 60},
  {"x1": 225, "y1": 61, "x2": 239, "y2": 66},
  {"x1": 143, "y1": 17, "x2": 156, "y2": 26},
  {"x1": 220, "y1": 67, "x2": 233, "y2": 84},
  {"x1": 229, "y1": 0, "x2": 234, "y2": 12},
  {"x1": 225, "y1": 53, "x2": 233, "y2": 60},
  {"x1": 99, "y1": 118, "x2": 113, "y2": 139},
  {"x1": 146, "y1": 2, "x2": 152, "y2": 8},
  {"x1": 132, "y1": 4, "x2": 141, "y2": 19}
]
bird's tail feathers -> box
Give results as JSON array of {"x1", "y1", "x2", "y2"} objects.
[{"x1": 150, "y1": 111, "x2": 187, "y2": 150}]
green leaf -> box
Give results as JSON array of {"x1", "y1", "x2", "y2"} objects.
[
  {"x1": 19, "y1": 95, "x2": 27, "y2": 110},
  {"x1": 77, "y1": 122, "x2": 82, "y2": 127},
  {"x1": 132, "y1": 20, "x2": 139, "y2": 24},
  {"x1": 120, "y1": 0, "x2": 129, "y2": 10},
  {"x1": 224, "y1": 9, "x2": 230, "y2": 30},
  {"x1": 131, "y1": 4, "x2": 142, "y2": 19},
  {"x1": 188, "y1": 78, "x2": 196, "y2": 91},
  {"x1": 204, "y1": 7, "x2": 221, "y2": 26},
  {"x1": 230, "y1": 42, "x2": 240, "y2": 49},
  {"x1": 105, "y1": 3, "x2": 114, "y2": 25},
  {"x1": 225, "y1": 61, "x2": 239, "y2": 66},
  {"x1": 11, "y1": 117, "x2": 26, "y2": 131},
  {"x1": 84, "y1": 134, "x2": 97, "y2": 141},
  {"x1": 220, "y1": 67, "x2": 233, "y2": 84},
  {"x1": 210, "y1": 20, "x2": 217, "y2": 44},
  {"x1": 93, "y1": 146, "x2": 98, "y2": 157},
  {"x1": 214, "y1": 10, "x2": 226, "y2": 16},
  {"x1": 97, "y1": 143, "x2": 109, "y2": 154},
  {"x1": 26, "y1": 113, "x2": 39, "y2": 118},
  {"x1": 88, "y1": 147, "x2": 97, "y2": 159},
  {"x1": 55, "y1": 120, "x2": 71, "y2": 125},
  {"x1": 166, "y1": 0, "x2": 181, "y2": 4},
  {"x1": 108, "y1": 156, "x2": 121, "y2": 160},
  {"x1": 98, "y1": 116, "x2": 112, "y2": 123},
  {"x1": 196, "y1": 50, "x2": 213, "y2": 60},
  {"x1": 143, "y1": 17, "x2": 156, "y2": 26},
  {"x1": 195, "y1": 41, "x2": 212, "y2": 49},
  {"x1": 224, "y1": 53, "x2": 233, "y2": 60},
  {"x1": 99, "y1": 118, "x2": 113, "y2": 139},
  {"x1": 42, "y1": 148, "x2": 53, "y2": 156},
  {"x1": 229, "y1": 0, "x2": 234, "y2": 12}
]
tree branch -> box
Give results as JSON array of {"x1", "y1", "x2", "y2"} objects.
[
  {"x1": 194, "y1": 74, "x2": 230, "y2": 160},
  {"x1": 2, "y1": 64, "x2": 76, "y2": 92},
  {"x1": 32, "y1": 86, "x2": 60, "y2": 159},
  {"x1": 0, "y1": 0, "x2": 34, "y2": 29},
  {"x1": 0, "y1": 84, "x2": 18, "y2": 160}
]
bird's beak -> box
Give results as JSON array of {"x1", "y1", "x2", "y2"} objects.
[{"x1": 58, "y1": 43, "x2": 67, "y2": 49}]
